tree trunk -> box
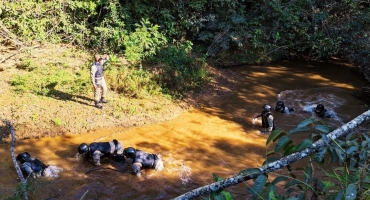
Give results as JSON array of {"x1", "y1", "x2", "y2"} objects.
[
  {"x1": 6, "y1": 120, "x2": 28, "y2": 200},
  {"x1": 173, "y1": 109, "x2": 370, "y2": 200}
]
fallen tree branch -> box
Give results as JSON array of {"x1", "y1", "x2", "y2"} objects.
[
  {"x1": 173, "y1": 109, "x2": 370, "y2": 200},
  {"x1": 0, "y1": 45, "x2": 41, "y2": 64},
  {"x1": 0, "y1": 52, "x2": 18, "y2": 64},
  {"x1": 5, "y1": 120, "x2": 28, "y2": 200}
]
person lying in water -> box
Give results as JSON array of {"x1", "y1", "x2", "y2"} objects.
[
  {"x1": 275, "y1": 101, "x2": 294, "y2": 114},
  {"x1": 16, "y1": 152, "x2": 63, "y2": 178},
  {"x1": 123, "y1": 147, "x2": 164, "y2": 176},
  {"x1": 77, "y1": 139, "x2": 125, "y2": 166}
]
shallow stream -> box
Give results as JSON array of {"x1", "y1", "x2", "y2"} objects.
[{"x1": 0, "y1": 60, "x2": 368, "y2": 200}]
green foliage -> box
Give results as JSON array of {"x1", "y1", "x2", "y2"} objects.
[
  {"x1": 4, "y1": 182, "x2": 31, "y2": 200},
  {"x1": 148, "y1": 41, "x2": 209, "y2": 98},
  {"x1": 11, "y1": 59, "x2": 90, "y2": 96},
  {"x1": 106, "y1": 64, "x2": 163, "y2": 99},
  {"x1": 53, "y1": 118, "x2": 61, "y2": 126},
  {"x1": 123, "y1": 18, "x2": 168, "y2": 64},
  {"x1": 2, "y1": 0, "x2": 369, "y2": 80},
  {"x1": 245, "y1": 118, "x2": 370, "y2": 200},
  {"x1": 208, "y1": 173, "x2": 233, "y2": 200}
]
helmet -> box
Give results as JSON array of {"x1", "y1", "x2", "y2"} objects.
[
  {"x1": 275, "y1": 101, "x2": 284, "y2": 111},
  {"x1": 16, "y1": 152, "x2": 31, "y2": 163},
  {"x1": 315, "y1": 104, "x2": 325, "y2": 114},
  {"x1": 124, "y1": 147, "x2": 135, "y2": 158},
  {"x1": 78, "y1": 143, "x2": 89, "y2": 154},
  {"x1": 262, "y1": 104, "x2": 271, "y2": 112}
]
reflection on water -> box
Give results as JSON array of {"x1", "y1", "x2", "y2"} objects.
[{"x1": 0, "y1": 60, "x2": 368, "y2": 200}]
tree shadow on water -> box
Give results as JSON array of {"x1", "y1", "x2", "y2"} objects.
[{"x1": 44, "y1": 82, "x2": 93, "y2": 106}]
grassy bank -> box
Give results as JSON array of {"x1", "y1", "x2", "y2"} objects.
[{"x1": 0, "y1": 42, "x2": 203, "y2": 143}]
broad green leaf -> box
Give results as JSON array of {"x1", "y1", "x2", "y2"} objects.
[
  {"x1": 271, "y1": 176, "x2": 289, "y2": 185},
  {"x1": 346, "y1": 146, "x2": 358, "y2": 154},
  {"x1": 239, "y1": 168, "x2": 260, "y2": 176},
  {"x1": 266, "y1": 128, "x2": 285, "y2": 145},
  {"x1": 287, "y1": 127, "x2": 310, "y2": 135},
  {"x1": 335, "y1": 148, "x2": 346, "y2": 164},
  {"x1": 345, "y1": 132, "x2": 356, "y2": 140},
  {"x1": 283, "y1": 144, "x2": 296, "y2": 156},
  {"x1": 297, "y1": 118, "x2": 314, "y2": 128},
  {"x1": 295, "y1": 139, "x2": 313, "y2": 152},
  {"x1": 314, "y1": 124, "x2": 332, "y2": 133},
  {"x1": 361, "y1": 140, "x2": 370, "y2": 148},
  {"x1": 268, "y1": 186, "x2": 277, "y2": 200},
  {"x1": 362, "y1": 132, "x2": 370, "y2": 141},
  {"x1": 345, "y1": 183, "x2": 357, "y2": 200},
  {"x1": 329, "y1": 147, "x2": 338, "y2": 163},
  {"x1": 275, "y1": 136, "x2": 292, "y2": 153},
  {"x1": 360, "y1": 149, "x2": 367, "y2": 160},
  {"x1": 335, "y1": 191, "x2": 344, "y2": 200},
  {"x1": 315, "y1": 147, "x2": 327, "y2": 162},
  {"x1": 215, "y1": 191, "x2": 232, "y2": 200},
  {"x1": 212, "y1": 173, "x2": 222, "y2": 182},
  {"x1": 321, "y1": 133, "x2": 330, "y2": 144},
  {"x1": 253, "y1": 174, "x2": 268, "y2": 199},
  {"x1": 304, "y1": 165, "x2": 313, "y2": 184}
]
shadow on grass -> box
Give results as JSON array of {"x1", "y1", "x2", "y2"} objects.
[{"x1": 44, "y1": 82, "x2": 93, "y2": 107}]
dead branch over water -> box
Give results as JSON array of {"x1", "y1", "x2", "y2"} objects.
[
  {"x1": 173, "y1": 109, "x2": 370, "y2": 200},
  {"x1": 5, "y1": 120, "x2": 28, "y2": 200}
]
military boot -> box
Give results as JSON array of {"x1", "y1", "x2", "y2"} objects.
[
  {"x1": 100, "y1": 97, "x2": 108, "y2": 104},
  {"x1": 94, "y1": 101, "x2": 103, "y2": 109}
]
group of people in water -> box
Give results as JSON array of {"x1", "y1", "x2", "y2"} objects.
[
  {"x1": 16, "y1": 100, "x2": 331, "y2": 179},
  {"x1": 253, "y1": 101, "x2": 331, "y2": 134},
  {"x1": 16, "y1": 140, "x2": 164, "y2": 179}
]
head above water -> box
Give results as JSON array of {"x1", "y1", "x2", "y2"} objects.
[
  {"x1": 78, "y1": 143, "x2": 89, "y2": 154},
  {"x1": 275, "y1": 101, "x2": 285, "y2": 111},
  {"x1": 315, "y1": 104, "x2": 325, "y2": 115},
  {"x1": 16, "y1": 152, "x2": 31, "y2": 164},
  {"x1": 262, "y1": 104, "x2": 271, "y2": 112},
  {"x1": 124, "y1": 147, "x2": 135, "y2": 158}
]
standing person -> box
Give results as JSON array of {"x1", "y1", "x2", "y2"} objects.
[
  {"x1": 91, "y1": 54, "x2": 109, "y2": 109},
  {"x1": 123, "y1": 147, "x2": 164, "y2": 176},
  {"x1": 253, "y1": 104, "x2": 276, "y2": 133},
  {"x1": 77, "y1": 139, "x2": 124, "y2": 166},
  {"x1": 16, "y1": 152, "x2": 63, "y2": 178},
  {"x1": 275, "y1": 101, "x2": 294, "y2": 114}
]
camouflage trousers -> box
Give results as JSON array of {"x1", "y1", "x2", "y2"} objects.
[{"x1": 94, "y1": 77, "x2": 107, "y2": 102}]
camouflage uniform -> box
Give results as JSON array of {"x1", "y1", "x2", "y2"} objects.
[
  {"x1": 85, "y1": 140, "x2": 124, "y2": 166},
  {"x1": 90, "y1": 54, "x2": 109, "y2": 108},
  {"x1": 125, "y1": 148, "x2": 164, "y2": 176}
]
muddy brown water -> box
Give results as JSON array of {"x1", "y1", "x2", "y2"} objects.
[{"x1": 0, "y1": 60, "x2": 368, "y2": 200}]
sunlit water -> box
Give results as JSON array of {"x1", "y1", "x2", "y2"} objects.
[{"x1": 0, "y1": 60, "x2": 368, "y2": 200}]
